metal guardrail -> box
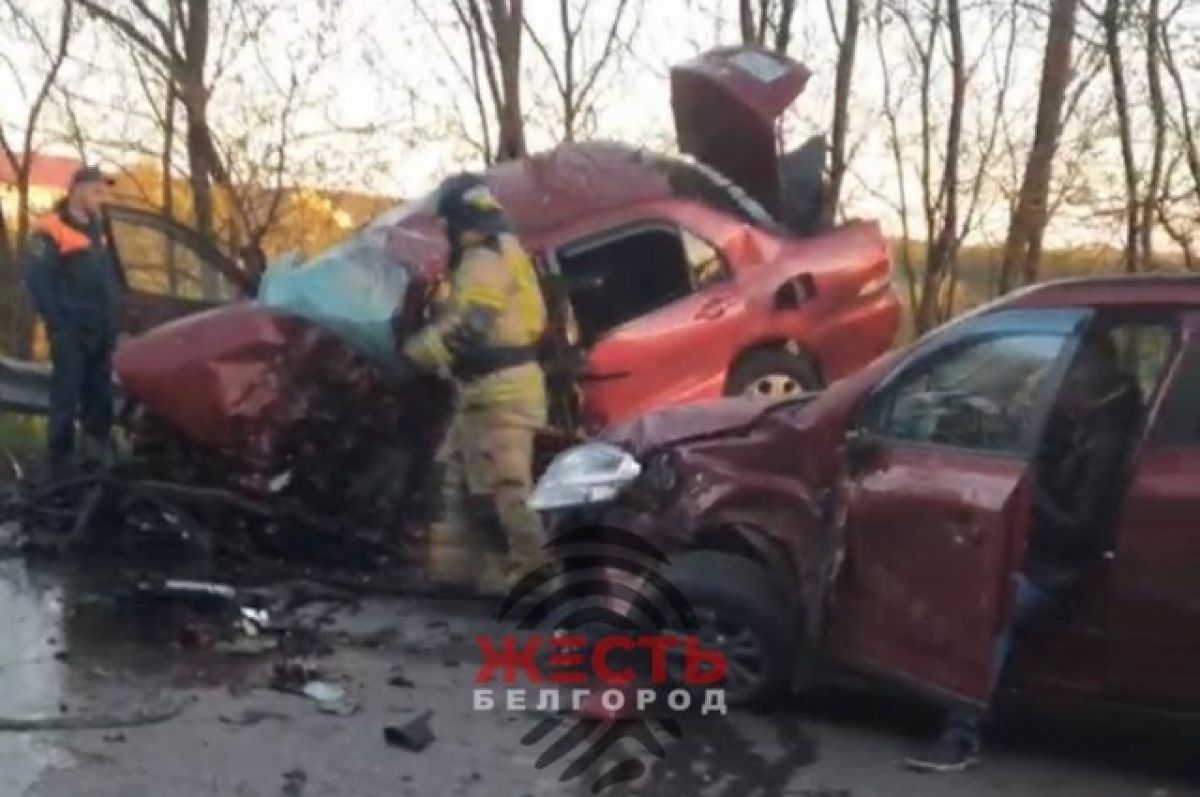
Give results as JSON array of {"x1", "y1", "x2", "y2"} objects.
[{"x1": 0, "y1": 356, "x2": 52, "y2": 415}]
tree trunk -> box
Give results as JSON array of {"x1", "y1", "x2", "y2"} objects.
[
  {"x1": 774, "y1": 0, "x2": 797, "y2": 52},
  {"x1": 820, "y1": 0, "x2": 860, "y2": 227},
  {"x1": 739, "y1": 0, "x2": 759, "y2": 45},
  {"x1": 490, "y1": 0, "x2": 526, "y2": 161},
  {"x1": 1102, "y1": 0, "x2": 1139, "y2": 274},
  {"x1": 184, "y1": 106, "x2": 221, "y2": 298},
  {"x1": 1141, "y1": 0, "x2": 1166, "y2": 272},
  {"x1": 739, "y1": 0, "x2": 797, "y2": 52},
  {"x1": 997, "y1": 0, "x2": 1079, "y2": 293},
  {"x1": 162, "y1": 78, "x2": 179, "y2": 294},
  {"x1": 916, "y1": 0, "x2": 964, "y2": 332}
]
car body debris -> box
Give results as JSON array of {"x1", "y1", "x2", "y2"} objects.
[{"x1": 383, "y1": 710, "x2": 436, "y2": 752}]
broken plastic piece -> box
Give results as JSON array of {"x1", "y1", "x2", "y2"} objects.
[
  {"x1": 300, "y1": 681, "x2": 346, "y2": 704},
  {"x1": 383, "y1": 710, "x2": 435, "y2": 752}
]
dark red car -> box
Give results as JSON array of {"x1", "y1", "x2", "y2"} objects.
[{"x1": 529, "y1": 275, "x2": 1200, "y2": 715}]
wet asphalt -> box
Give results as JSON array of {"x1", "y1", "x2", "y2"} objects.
[{"x1": 1, "y1": 556, "x2": 1198, "y2": 797}]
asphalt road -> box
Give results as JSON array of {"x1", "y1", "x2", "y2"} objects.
[{"x1": 1, "y1": 559, "x2": 1196, "y2": 797}]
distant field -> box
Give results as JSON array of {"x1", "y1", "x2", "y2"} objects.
[{"x1": 888, "y1": 241, "x2": 1190, "y2": 342}]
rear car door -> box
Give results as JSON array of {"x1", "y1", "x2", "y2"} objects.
[
  {"x1": 104, "y1": 205, "x2": 248, "y2": 335},
  {"x1": 832, "y1": 309, "x2": 1090, "y2": 705},
  {"x1": 552, "y1": 219, "x2": 743, "y2": 428},
  {"x1": 1107, "y1": 312, "x2": 1200, "y2": 708}
]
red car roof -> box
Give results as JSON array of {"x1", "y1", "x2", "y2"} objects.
[
  {"x1": 484, "y1": 141, "x2": 677, "y2": 236},
  {"x1": 1004, "y1": 274, "x2": 1200, "y2": 310}
]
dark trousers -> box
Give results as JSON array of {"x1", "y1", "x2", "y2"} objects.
[
  {"x1": 945, "y1": 574, "x2": 1068, "y2": 743},
  {"x1": 47, "y1": 329, "x2": 114, "y2": 472}
]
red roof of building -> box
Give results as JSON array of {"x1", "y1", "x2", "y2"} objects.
[{"x1": 0, "y1": 153, "x2": 81, "y2": 191}]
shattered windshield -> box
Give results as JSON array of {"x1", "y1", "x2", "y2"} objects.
[{"x1": 257, "y1": 207, "x2": 414, "y2": 367}]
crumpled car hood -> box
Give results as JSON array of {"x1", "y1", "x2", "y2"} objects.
[
  {"x1": 601, "y1": 392, "x2": 844, "y2": 643},
  {"x1": 599, "y1": 396, "x2": 812, "y2": 454}
]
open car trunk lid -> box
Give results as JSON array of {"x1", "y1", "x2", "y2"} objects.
[{"x1": 670, "y1": 46, "x2": 811, "y2": 218}]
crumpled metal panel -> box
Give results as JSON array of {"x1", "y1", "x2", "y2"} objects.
[
  {"x1": 602, "y1": 396, "x2": 841, "y2": 629},
  {"x1": 114, "y1": 305, "x2": 327, "y2": 464},
  {"x1": 600, "y1": 396, "x2": 781, "y2": 452},
  {"x1": 597, "y1": 359, "x2": 897, "y2": 642}
]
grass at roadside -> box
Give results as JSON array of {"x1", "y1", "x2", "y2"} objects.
[{"x1": 0, "y1": 413, "x2": 44, "y2": 466}]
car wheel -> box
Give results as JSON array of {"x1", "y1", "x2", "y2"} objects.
[
  {"x1": 661, "y1": 550, "x2": 798, "y2": 708},
  {"x1": 725, "y1": 349, "x2": 821, "y2": 401}
]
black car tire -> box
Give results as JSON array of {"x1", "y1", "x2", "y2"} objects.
[
  {"x1": 662, "y1": 550, "x2": 799, "y2": 709},
  {"x1": 725, "y1": 349, "x2": 821, "y2": 400}
]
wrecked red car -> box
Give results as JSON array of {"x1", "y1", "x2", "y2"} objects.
[
  {"x1": 109, "y1": 45, "x2": 896, "y2": 424},
  {"x1": 529, "y1": 276, "x2": 1200, "y2": 715},
  {"x1": 96, "y1": 47, "x2": 897, "y2": 558}
]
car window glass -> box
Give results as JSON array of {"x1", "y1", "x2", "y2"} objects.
[
  {"x1": 109, "y1": 217, "x2": 236, "y2": 301},
  {"x1": 681, "y1": 229, "x2": 727, "y2": 290},
  {"x1": 869, "y1": 331, "x2": 1071, "y2": 453},
  {"x1": 1152, "y1": 348, "x2": 1200, "y2": 446},
  {"x1": 1108, "y1": 322, "x2": 1175, "y2": 402},
  {"x1": 557, "y1": 226, "x2": 693, "y2": 345}
]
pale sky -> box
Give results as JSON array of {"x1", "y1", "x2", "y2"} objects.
[{"x1": 2, "y1": 0, "x2": 1198, "y2": 252}]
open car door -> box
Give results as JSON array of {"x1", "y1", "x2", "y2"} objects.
[
  {"x1": 832, "y1": 309, "x2": 1091, "y2": 706},
  {"x1": 104, "y1": 205, "x2": 251, "y2": 335}
]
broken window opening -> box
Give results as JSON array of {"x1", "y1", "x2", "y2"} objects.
[{"x1": 557, "y1": 224, "x2": 728, "y2": 347}]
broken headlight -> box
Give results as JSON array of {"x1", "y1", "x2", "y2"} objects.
[{"x1": 528, "y1": 442, "x2": 642, "y2": 511}]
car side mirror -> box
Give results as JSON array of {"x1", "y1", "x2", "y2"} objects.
[{"x1": 844, "y1": 428, "x2": 883, "y2": 475}]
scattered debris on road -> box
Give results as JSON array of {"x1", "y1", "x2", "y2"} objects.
[
  {"x1": 384, "y1": 709, "x2": 436, "y2": 752},
  {"x1": 0, "y1": 694, "x2": 195, "y2": 732},
  {"x1": 281, "y1": 767, "x2": 308, "y2": 797},
  {"x1": 218, "y1": 708, "x2": 291, "y2": 727}
]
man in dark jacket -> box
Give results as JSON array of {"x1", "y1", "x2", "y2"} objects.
[
  {"x1": 23, "y1": 166, "x2": 125, "y2": 479},
  {"x1": 906, "y1": 329, "x2": 1140, "y2": 773}
]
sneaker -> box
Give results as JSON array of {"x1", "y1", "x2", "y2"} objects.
[{"x1": 903, "y1": 734, "x2": 980, "y2": 773}]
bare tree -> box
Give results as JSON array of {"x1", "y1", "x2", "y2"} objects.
[
  {"x1": 739, "y1": 0, "x2": 799, "y2": 52},
  {"x1": 872, "y1": 0, "x2": 918, "y2": 315},
  {"x1": 451, "y1": 0, "x2": 527, "y2": 162},
  {"x1": 916, "y1": 0, "x2": 966, "y2": 332},
  {"x1": 1140, "y1": 0, "x2": 1168, "y2": 270},
  {"x1": 77, "y1": 0, "x2": 224, "y2": 248},
  {"x1": 868, "y1": 0, "x2": 985, "y2": 332},
  {"x1": 997, "y1": 0, "x2": 1080, "y2": 292},
  {"x1": 819, "y1": 0, "x2": 861, "y2": 226},
  {"x1": 524, "y1": 0, "x2": 642, "y2": 144},
  {"x1": 0, "y1": 0, "x2": 74, "y2": 356},
  {"x1": 1095, "y1": 0, "x2": 1140, "y2": 274},
  {"x1": 1158, "y1": 7, "x2": 1199, "y2": 268},
  {"x1": 75, "y1": 0, "x2": 346, "y2": 290}
]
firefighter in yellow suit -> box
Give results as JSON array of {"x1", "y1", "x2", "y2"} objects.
[{"x1": 404, "y1": 174, "x2": 548, "y2": 595}]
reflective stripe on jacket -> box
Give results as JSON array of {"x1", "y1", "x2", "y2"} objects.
[{"x1": 23, "y1": 207, "x2": 124, "y2": 337}]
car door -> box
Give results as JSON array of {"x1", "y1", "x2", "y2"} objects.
[
  {"x1": 551, "y1": 218, "x2": 744, "y2": 428},
  {"x1": 1107, "y1": 312, "x2": 1200, "y2": 708},
  {"x1": 830, "y1": 309, "x2": 1090, "y2": 706},
  {"x1": 103, "y1": 205, "x2": 249, "y2": 335}
]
